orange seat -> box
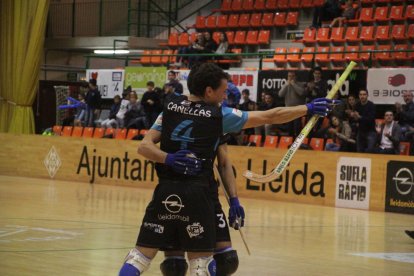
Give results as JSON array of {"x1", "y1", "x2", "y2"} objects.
[
  {"x1": 374, "y1": 6, "x2": 389, "y2": 22},
  {"x1": 242, "y1": 0, "x2": 254, "y2": 11},
  {"x1": 254, "y1": 0, "x2": 265, "y2": 10},
  {"x1": 250, "y1": 13, "x2": 262, "y2": 27},
  {"x1": 195, "y1": 16, "x2": 206, "y2": 29},
  {"x1": 248, "y1": 135, "x2": 262, "y2": 146},
  {"x1": 238, "y1": 13, "x2": 250, "y2": 28},
  {"x1": 190, "y1": 32, "x2": 197, "y2": 43},
  {"x1": 302, "y1": 28, "x2": 316, "y2": 45},
  {"x1": 331, "y1": 46, "x2": 345, "y2": 64},
  {"x1": 72, "y1": 126, "x2": 83, "y2": 137},
  {"x1": 286, "y1": 47, "x2": 301, "y2": 64},
  {"x1": 344, "y1": 26, "x2": 360, "y2": 44},
  {"x1": 262, "y1": 13, "x2": 274, "y2": 27},
  {"x1": 228, "y1": 14, "x2": 239, "y2": 28},
  {"x1": 344, "y1": 45, "x2": 361, "y2": 62},
  {"x1": 52, "y1": 125, "x2": 62, "y2": 136},
  {"x1": 246, "y1": 30, "x2": 259, "y2": 45},
  {"x1": 139, "y1": 129, "x2": 149, "y2": 136},
  {"x1": 408, "y1": 24, "x2": 414, "y2": 41},
  {"x1": 278, "y1": 0, "x2": 289, "y2": 9},
  {"x1": 140, "y1": 50, "x2": 151, "y2": 64},
  {"x1": 93, "y1": 128, "x2": 105, "y2": 138},
  {"x1": 226, "y1": 31, "x2": 235, "y2": 45},
  {"x1": 263, "y1": 135, "x2": 278, "y2": 148},
  {"x1": 393, "y1": 44, "x2": 410, "y2": 61},
  {"x1": 206, "y1": 15, "x2": 217, "y2": 29},
  {"x1": 104, "y1": 128, "x2": 115, "y2": 138},
  {"x1": 399, "y1": 142, "x2": 410, "y2": 156},
  {"x1": 313, "y1": 0, "x2": 324, "y2": 6},
  {"x1": 170, "y1": 50, "x2": 178, "y2": 63},
  {"x1": 212, "y1": 32, "x2": 221, "y2": 44},
  {"x1": 315, "y1": 46, "x2": 330, "y2": 65},
  {"x1": 286, "y1": 12, "x2": 299, "y2": 26},
  {"x1": 374, "y1": 45, "x2": 392, "y2": 61},
  {"x1": 310, "y1": 138, "x2": 324, "y2": 151},
  {"x1": 302, "y1": 0, "x2": 313, "y2": 8},
  {"x1": 360, "y1": 26, "x2": 375, "y2": 44},
  {"x1": 301, "y1": 47, "x2": 315, "y2": 64},
  {"x1": 168, "y1": 33, "x2": 179, "y2": 47},
  {"x1": 234, "y1": 31, "x2": 246, "y2": 44},
  {"x1": 358, "y1": 7, "x2": 374, "y2": 23},
  {"x1": 82, "y1": 127, "x2": 94, "y2": 138},
  {"x1": 274, "y1": 12, "x2": 287, "y2": 27},
  {"x1": 126, "y1": 129, "x2": 139, "y2": 140},
  {"x1": 405, "y1": 5, "x2": 414, "y2": 20},
  {"x1": 231, "y1": 0, "x2": 243, "y2": 11},
  {"x1": 360, "y1": 45, "x2": 375, "y2": 62},
  {"x1": 178, "y1": 33, "x2": 189, "y2": 46},
  {"x1": 330, "y1": 27, "x2": 345, "y2": 44},
  {"x1": 278, "y1": 136, "x2": 293, "y2": 149},
  {"x1": 62, "y1": 126, "x2": 73, "y2": 137},
  {"x1": 289, "y1": 0, "x2": 301, "y2": 9},
  {"x1": 258, "y1": 30, "x2": 270, "y2": 45},
  {"x1": 150, "y1": 49, "x2": 162, "y2": 64},
  {"x1": 115, "y1": 128, "x2": 127, "y2": 140},
  {"x1": 217, "y1": 15, "x2": 228, "y2": 28},
  {"x1": 162, "y1": 50, "x2": 173, "y2": 64},
  {"x1": 273, "y1": 47, "x2": 287, "y2": 64},
  {"x1": 265, "y1": 0, "x2": 277, "y2": 10},
  {"x1": 389, "y1": 5, "x2": 404, "y2": 21},
  {"x1": 391, "y1": 24, "x2": 406, "y2": 41},
  {"x1": 315, "y1": 27, "x2": 330, "y2": 44},
  {"x1": 220, "y1": 0, "x2": 232, "y2": 11}
]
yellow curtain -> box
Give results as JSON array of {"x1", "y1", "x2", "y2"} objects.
[{"x1": 0, "y1": 0, "x2": 49, "y2": 134}]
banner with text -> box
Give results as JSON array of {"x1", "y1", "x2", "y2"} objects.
[
  {"x1": 335, "y1": 157, "x2": 371, "y2": 210},
  {"x1": 367, "y1": 68, "x2": 414, "y2": 104},
  {"x1": 86, "y1": 69, "x2": 124, "y2": 99},
  {"x1": 125, "y1": 67, "x2": 167, "y2": 98},
  {"x1": 385, "y1": 161, "x2": 414, "y2": 214}
]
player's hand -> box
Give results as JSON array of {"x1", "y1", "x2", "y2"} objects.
[
  {"x1": 306, "y1": 98, "x2": 340, "y2": 117},
  {"x1": 165, "y1": 150, "x2": 202, "y2": 175},
  {"x1": 228, "y1": 197, "x2": 245, "y2": 230}
]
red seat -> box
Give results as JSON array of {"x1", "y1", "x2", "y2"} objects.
[
  {"x1": 286, "y1": 12, "x2": 299, "y2": 26},
  {"x1": 310, "y1": 138, "x2": 324, "y2": 151},
  {"x1": 126, "y1": 129, "x2": 139, "y2": 140},
  {"x1": 391, "y1": 24, "x2": 406, "y2": 41},
  {"x1": 258, "y1": 30, "x2": 270, "y2": 44},
  {"x1": 115, "y1": 128, "x2": 127, "y2": 140},
  {"x1": 375, "y1": 25, "x2": 390, "y2": 42},
  {"x1": 162, "y1": 50, "x2": 173, "y2": 64},
  {"x1": 212, "y1": 32, "x2": 221, "y2": 44},
  {"x1": 225, "y1": 31, "x2": 235, "y2": 45},
  {"x1": 302, "y1": 28, "x2": 316, "y2": 45},
  {"x1": 330, "y1": 27, "x2": 345, "y2": 44},
  {"x1": 250, "y1": 13, "x2": 262, "y2": 27},
  {"x1": 274, "y1": 12, "x2": 287, "y2": 27},
  {"x1": 360, "y1": 45, "x2": 375, "y2": 62},
  {"x1": 344, "y1": 26, "x2": 360, "y2": 43},
  {"x1": 104, "y1": 128, "x2": 115, "y2": 138},
  {"x1": 315, "y1": 46, "x2": 330, "y2": 65},
  {"x1": 273, "y1": 47, "x2": 287, "y2": 64},
  {"x1": 374, "y1": 45, "x2": 392, "y2": 61},
  {"x1": 302, "y1": 0, "x2": 313, "y2": 8},
  {"x1": 278, "y1": 136, "x2": 293, "y2": 149},
  {"x1": 238, "y1": 14, "x2": 250, "y2": 28},
  {"x1": 248, "y1": 135, "x2": 262, "y2": 146},
  {"x1": 93, "y1": 128, "x2": 105, "y2": 138},
  {"x1": 139, "y1": 129, "x2": 149, "y2": 136},
  {"x1": 289, "y1": 0, "x2": 301, "y2": 9},
  {"x1": 190, "y1": 32, "x2": 197, "y2": 43},
  {"x1": 254, "y1": 0, "x2": 265, "y2": 11},
  {"x1": 266, "y1": 0, "x2": 277, "y2": 10},
  {"x1": 206, "y1": 15, "x2": 217, "y2": 29},
  {"x1": 217, "y1": 15, "x2": 228, "y2": 28},
  {"x1": 330, "y1": 46, "x2": 346, "y2": 65},
  {"x1": 82, "y1": 127, "x2": 94, "y2": 138},
  {"x1": 232, "y1": 0, "x2": 243, "y2": 11},
  {"x1": 301, "y1": 47, "x2": 315, "y2": 64},
  {"x1": 358, "y1": 7, "x2": 374, "y2": 23},
  {"x1": 389, "y1": 5, "x2": 404, "y2": 21},
  {"x1": 344, "y1": 45, "x2": 361, "y2": 62},
  {"x1": 263, "y1": 135, "x2": 278, "y2": 148},
  {"x1": 195, "y1": 16, "x2": 206, "y2": 29},
  {"x1": 407, "y1": 24, "x2": 414, "y2": 41},
  {"x1": 278, "y1": 0, "x2": 289, "y2": 10},
  {"x1": 52, "y1": 125, "x2": 62, "y2": 136},
  {"x1": 313, "y1": 0, "x2": 324, "y2": 6},
  {"x1": 360, "y1": 26, "x2": 375, "y2": 43},
  {"x1": 246, "y1": 30, "x2": 259, "y2": 45},
  {"x1": 399, "y1": 142, "x2": 411, "y2": 155},
  {"x1": 393, "y1": 44, "x2": 410, "y2": 62},
  {"x1": 286, "y1": 47, "x2": 301, "y2": 64},
  {"x1": 242, "y1": 0, "x2": 254, "y2": 11},
  {"x1": 262, "y1": 13, "x2": 274, "y2": 27},
  {"x1": 228, "y1": 14, "x2": 239, "y2": 28},
  {"x1": 315, "y1": 27, "x2": 330, "y2": 44},
  {"x1": 405, "y1": 5, "x2": 414, "y2": 20},
  {"x1": 140, "y1": 50, "x2": 151, "y2": 64},
  {"x1": 150, "y1": 49, "x2": 162, "y2": 64},
  {"x1": 220, "y1": 0, "x2": 232, "y2": 12},
  {"x1": 374, "y1": 6, "x2": 389, "y2": 22},
  {"x1": 178, "y1": 33, "x2": 189, "y2": 46},
  {"x1": 167, "y1": 33, "x2": 179, "y2": 47},
  {"x1": 234, "y1": 31, "x2": 246, "y2": 44}
]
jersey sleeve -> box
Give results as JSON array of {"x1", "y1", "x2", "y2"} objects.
[
  {"x1": 222, "y1": 107, "x2": 248, "y2": 133},
  {"x1": 151, "y1": 112, "x2": 163, "y2": 132}
]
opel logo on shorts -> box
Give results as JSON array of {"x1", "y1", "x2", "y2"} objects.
[
  {"x1": 162, "y1": 194, "x2": 184, "y2": 213},
  {"x1": 392, "y1": 168, "x2": 414, "y2": 195}
]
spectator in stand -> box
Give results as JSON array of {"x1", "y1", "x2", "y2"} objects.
[
  {"x1": 188, "y1": 33, "x2": 206, "y2": 68},
  {"x1": 73, "y1": 92, "x2": 86, "y2": 127},
  {"x1": 124, "y1": 91, "x2": 146, "y2": 129},
  {"x1": 373, "y1": 111, "x2": 401, "y2": 155},
  {"x1": 239, "y1": 89, "x2": 257, "y2": 136},
  {"x1": 215, "y1": 32, "x2": 229, "y2": 57},
  {"x1": 222, "y1": 73, "x2": 241, "y2": 108},
  {"x1": 116, "y1": 87, "x2": 131, "y2": 128},
  {"x1": 329, "y1": 0, "x2": 358, "y2": 28},
  {"x1": 101, "y1": 95, "x2": 121, "y2": 128},
  {"x1": 204, "y1": 32, "x2": 218, "y2": 57},
  {"x1": 311, "y1": 0, "x2": 342, "y2": 28},
  {"x1": 85, "y1": 78, "x2": 101, "y2": 127},
  {"x1": 167, "y1": 70, "x2": 183, "y2": 94},
  {"x1": 255, "y1": 92, "x2": 280, "y2": 137},
  {"x1": 278, "y1": 71, "x2": 307, "y2": 137},
  {"x1": 395, "y1": 91, "x2": 414, "y2": 140},
  {"x1": 141, "y1": 81, "x2": 161, "y2": 128},
  {"x1": 323, "y1": 115, "x2": 353, "y2": 152},
  {"x1": 351, "y1": 89, "x2": 376, "y2": 153}
]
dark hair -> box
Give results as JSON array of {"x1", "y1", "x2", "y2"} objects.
[
  {"x1": 146, "y1": 81, "x2": 155, "y2": 87},
  {"x1": 168, "y1": 70, "x2": 176, "y2": 76},
  {"x1": 359, "y1": 89, "x2": 368, "y2": 95},
  {"x1": 242, "y1": 89, "x2": 250, "y2": 95},
  {"x1": 313, "y1": 66, "x2": 322, "y2": 73},
  {"x1": 89, "y1": 78, "x2": 97, "y2": 86},
  {"x1": 220, "y1": 32, "x2": 228, "y2": 42},
  {"x1": 187, "y1": 63, "x2": 227, "y2": 97},
  {"x1": 114, "y1": 95, "x2": 121, "y2": 101}
]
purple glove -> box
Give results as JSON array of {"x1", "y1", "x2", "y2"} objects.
[
  {"x1": 306, "y1": 98, "x2": 341, "y2": 117},
  {"x1": 165, "y1": 150, "x2": 202, "y2": 175},
  {"x1": 228, "y1": 197, "x2": 245, "y2": 230}
]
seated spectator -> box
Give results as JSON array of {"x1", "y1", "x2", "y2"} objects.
[
  {"x1": 329, "y1": 0, "x2": 358, "y2": 28},
  {"x1": 395, "y1": 91, "x2": 414, "y2": 140},
  {"x1": 255, "y1": 92, "x2": 280, "y2": 137},
  {"x1": 74, "y1": 92, "x2": 86, "y2": 127},
  {"x1": 373, "y1": 111, "x2": 401, "y2": 155},
  {"x1": 203, "y1": 32, "x2": 218, "y2": 57},
  {"x1": 115, "y1": 87, "x2": 131, "y2": 128},
  {"x1": 215, "y1": 32, "x2": 229, "y2": 57},
  {"x1": 344, "y1": 94, "x2": 358, "y2": 145},
  {"x1": 324, "y1": 115, "x2": 354, "y2": 152},
  {"x1": 238, "y1": 89, "x2": 257, "y2": 137},
  {"x1": 167, "y1": 70, "x2": 183, "y2": 94},
  {"x1": 311, "y1": 0, "x2": 342, "y2": 28},
  {"x1": 101, "y1": 95, "x2": 121, "y2": 128},
  {"x1": 141, "y1": 81, "x2": 161, "y2": 128},
  {"x1": 188, "y1": 33, "x2": 206, "y2": 68}
]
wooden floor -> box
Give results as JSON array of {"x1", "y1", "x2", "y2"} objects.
[{"x1": 0, "y1": 175, "x2": 413, "y2": 276}]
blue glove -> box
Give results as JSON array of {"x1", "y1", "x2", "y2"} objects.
[
  {"x1": 306, "y1": 98, "x2": 340, "y2": 117},
  {"x1": 165, "y1": 150, "x2": 202, "y2": 175},
  {"x1": 228, "y1": 197, "x2": 245, "y2": 230}
]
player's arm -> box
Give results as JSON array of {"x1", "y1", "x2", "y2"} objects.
[
  {"x1": 243, "y1": 105, "x2": 307, "y2": 129},
  {"x1": 217, "y1": 144, "x2": 237, "y2": 198},
  {"x1": 137, "y1": 129, "x2": 166, "y2": 163}
]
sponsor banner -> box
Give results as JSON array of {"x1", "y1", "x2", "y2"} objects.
[
  {"x1": 124, "y1": 67, "x2": 167, "y2": 98},
  {"x1": 166, "y1": 70, "x2": 258, "y2": 103},
  {"x1": 385, "y1": 161, "x2": 414, "y2": 214},
  {"x1": 367, "y1": 68, "x2": 414, "y2": 104},
  {"x1": 335, "y1": 157, "x2": 371, "y2": 210},
  {"x1": 86, "y1": 69, "x2": 124, "y2": 99},
  {"x1": 258, "y1": 70, "x2": 366, "y2": 103}
]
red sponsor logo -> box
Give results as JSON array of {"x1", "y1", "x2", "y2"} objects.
[
  {"x1": 388, "y1": 74, "x2": 405, "y2": 87},
  {"x1": 231, "y1": 74, "x2": 253, "y2": 86}
]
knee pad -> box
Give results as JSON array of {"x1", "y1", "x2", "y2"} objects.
[
  {"x1": 160, "y1": 257, "x2": 188, "y2": 276},
  {"x1": 214, "y1": 250, "x2": 239, "y2": 276},
  {"x1": 119, "y1": 248, "x2": 151, "y2": 276},
  {"x1": 189, "y1": 256, "x2": 216, "y2": 276}
]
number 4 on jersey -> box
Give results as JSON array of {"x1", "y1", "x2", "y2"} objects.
[{"x1": 171, "y1": 120, "x2": 195, "y2": 149}]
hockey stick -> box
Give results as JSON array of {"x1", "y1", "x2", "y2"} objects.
[
  {"x1": 243, "y1": 61, "x2": 357, "y2": 183},
  {"x1": 213, "y1": 166, "x2": 251, "y2": 255}
]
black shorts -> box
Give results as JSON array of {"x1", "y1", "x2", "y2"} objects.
[
  {"x1": 209, "y1": 180, "x2": 231, "y2": 243},
  {"x1": 137, "y1": 181, "x2": 216, "y2": 252}
]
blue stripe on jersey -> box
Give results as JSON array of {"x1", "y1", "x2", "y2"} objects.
[
  {"x1": 151, "y1": 112, "x2": 163, "y2": 132},
  {"x1": 222, "y1": 107, "x2": 248, "y2": 133}
]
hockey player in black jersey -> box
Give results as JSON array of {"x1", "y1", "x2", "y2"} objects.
[{"x1": 119, "y1": 63, "x2": 337, "y2": 276}]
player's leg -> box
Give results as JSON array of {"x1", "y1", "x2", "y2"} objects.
[
  {"x1": 214, "y1": 241, "x2": 239, "y2": 276},
  {"x1": 188, "y1": 252, "x2": 216, "y2": 276},
  {"x1": 161, "y1": 251, "x2": 188, "y2": 276},
  {"x1": 119, "y1": 246, "x2": 157, "y2": 276}
]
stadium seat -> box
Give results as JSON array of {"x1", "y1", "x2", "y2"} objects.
[
  {"x1": 358, "y1": 7, "x2": 374, "y2": 23},
  {"x1": 315, "y1": 27, "x2": 330, "y2": 44},
  {"x1": 226, "y1": 31, "x2": 235, "y2": 45},
  {"x1": 330, "y1": 46, "x2": 346, "y2": 66},
  {"x1": 374, "y1": 6, "x2": 389, "y2": 23},
  {"x1": 115, "y1": 128, "x2": 127, "y2": 140},
  {"x1": 150, "y1": 49, "x2": 162, "y2": 64},
  {"x1": 238, "y1": 14, "x2": 250, "y2": 28},
  {"x1": 344, "y1": 45, "x2": 361, "y2": 62},
  {"x1": 374, "y1": 45, "x2": 392, "y2": 62},
  {"x1": 301, "y1": 47, "x2": 315, "y2": 65},
  {"x1": 344, "y1": 26, "x2": 360, "y2": 44},
  {"x1": 190, "y1": 32, "x2": 197, "y2": 43},
  {"x1": 313, "y1": 0, "x2": 324, "y2": 6},
  {"x1": 232, "y1": 0, "x2": 243, "y2": 11},
  {"x1": 360, "y1": 26, "x2": 375, "y2": 43},
  {"x1": 393, "y1": 44, "x2": 411, "y2": 62},
  {"x1": 139, "y1": 129, "x2": 149, "y2": 136},
  {"x1": 104, "y1": 128, "x2": 115, "y2": 138},
  {"x1": 360, "y1": 45, "x2": 375, "y2": 62},
  {"x1": 242, "y1": 0, "x2": 254, "y2": 11},
  {"x1": 258, "y1": 30, "x2": 270, "y2": 44},
  {"x1": 315, "y1": 47, "x2": 330, "y2": 66},
  {"x1": 52, "y1": 125, "x2": 62, "y2": 136},
  {"x1": 170, "y1": 50, "x2": 178, "y2": 63},
  {"x1": 266, "y1": 0, "x2": 277, "y2": 10},
  {"x1": 162, "y1": 50, "x2": 172, "y2": 64},
  {"x1": 330, "y1": 27, "x2": 345, "y2": 44},
  {"x1": 399, "y1": 142, "x2": 410, "y2": 155},
  {"x1": 195, "y1": 15, "x2": 206, "y2": 29},
  {"x1": 407, "y1": 24, "x2": 414, "y2": 41},
  {"x1": 273, "y1": 47, "x2": 287, "y2": 64},
  {"x1": 254, "y1": 0, "x2": 265, "y2": 11},
  {"x1": 249, "y1": 135, "x2": 262, "y2": 146},
  {"x1": 405, "y1": 5, "x2": 414, "y2": 20},
  {"x1": 206, "y1": 15, "x2": 217, "y2": 29},
  {"x1": 302, "y1": 28, "x2": 316, "y2": 45},
  {"x1": 274, "y1": 12, "x2": 287, "y2": 27},
  {"x1": 289, "y1": 0, "x2": 301, "y2": 9},
  {"x1": 375, "y1": 25, "x2": 390, "y2": 42},
  {"x1": 220, "y1": 0, "x2": 232, "y2": 12},
  {"x1": 126, "y1": 129, "x2": 139, "y2": 140},
  {"x1": 250, "y1": 13, "x2": 262, "y2": 27},
  {"x1": 302, "y1": 0, "x2": 313, "y2": 8},
  {"x1": 321, "y1": 117, "x2": 330, "y2": 129},
  {"x1": 167, "y1": 33, "x2": 179, "y2": 47},
  {"x1": 93, "y1": 128, "x2": 105, "y2": 138},
  {"x1": 278, "y1": 136, "x2": 293, "y2": 149},
  {"x1": 82, "y1": 127, "x2": 94, "y2": 138},
  {"x1": 286, "y1": 12, "x2": 299, "y2": 26},
  {"x1": 72, "y1": 126, "x2": 83, "y2": 137},
  {"x1": 310, "y1": 138, "x2": 324, "y2": 151},
  {"x1": 263, "y1": 135, "x2": 278, "y2": 148},
  {"x1": 140, "y1": 50, "x2": 151, "y2": 64},
  {"x1": 228, "y1": 14, "x2": 239, "y2": 28},
  {"x1": 178, "y1": 33, "x2": 189, "y2": 46},
  {"x1": 234, "y1": 31, "x2": 246, "y2": 44},
  {"x1": 286, "y1": 47, "x2": 301, "y2": 65},
  {"x1": 262, "y1": 13, "x2": 274, "y2": 27},
  {"x1": 246, "y1": 30, "x2": 259, "y2": 45},
  {"x1": 389, "y1": 5, "x2": 404, "y2": 21},
  {"x1": 62, "y1": 126, "x2": 73, "y2": 137},
  {"x1": 212, "y1": 32, "x2": 221, "y2": 44},
  {"x1": 278, "y1": 0, "x2": 289, "y2": 9},
  {"x1": 217, "y1": 15, "x2": 228, "y2": 28},
  {"x1": 391, "y1": 24, "x2": 406, "y2": 41}
]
